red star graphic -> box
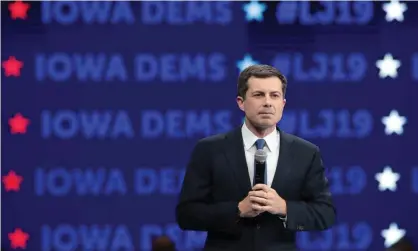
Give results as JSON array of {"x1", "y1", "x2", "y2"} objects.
[
  {"x1": 8, "y1": 113, "x2": 30, "y2": 134},
  {"x1": 8, "y1": 1, "x2": 30, "y2": 20},
  {"x1": 2, "y1": 56, "x2": 24, "y2": 77},
  {"x1": 2, "y1": 171, "x2": 23, "y2": 192},
  {"x1": 8, "y1": 228, "x2": 29, "y2": 249}
]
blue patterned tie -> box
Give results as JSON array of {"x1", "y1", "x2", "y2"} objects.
[
  {"x1": 254, "y1": 139, "x2": 267, "y2": 184},
  {"x1": 255, "y1": 139, "x2": 266, "y2": 150}
]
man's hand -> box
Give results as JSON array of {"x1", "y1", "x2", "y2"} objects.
[
  {"x1": 249, "y1": 184, "x2": 287, "y2": 215},
  {"x1": 238, "y1": 193, "x2": 261, "y2": 218}
]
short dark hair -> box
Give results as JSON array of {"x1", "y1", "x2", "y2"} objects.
[{"x1": 237, "y1": 64, "x2": 287, "y2": 99}]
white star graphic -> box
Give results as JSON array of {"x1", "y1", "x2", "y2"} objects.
[
  {"x1": 383, "y1": 0, "x2": 407, "y2": 22},
  {"x1": 375, "y1": 166, "x2": 400, "y2": 192},
  {"x1": 381, "y1": 110, "x2": 407, "y2": 135},
  {"x1": 237, "y1": 54, "x2": 259, "y2": 72},
  {"x1": 381, "y1": 223, "x2": 406, "y2": 248},
  {"x1": 376, "y1": 54, "x2": 401, "y2": 78},
  {"x1": 243, "y1": 0, "x2": 267, "y2": 22}
]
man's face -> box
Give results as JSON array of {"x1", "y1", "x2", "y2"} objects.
[{"x1": 237, "y1": 76, "x2": 286, "y2": 129}]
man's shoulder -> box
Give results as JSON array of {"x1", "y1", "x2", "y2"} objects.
[
  {"x1": 194, "y1": 129, "x2": 321, "y2": 152},
  {"x1": 190, "y1": 130, "x2": 232, "y2": 155},
  {"x1": 283, "y1": 132, "x2": 319, "y2": 152},
  {"x1": 196, "y1": 130, "x2": 230, "y2": 146}
]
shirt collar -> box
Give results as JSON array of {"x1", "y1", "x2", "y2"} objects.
[{"x1": 241, "y1": 122, "x2": 279, "y2": 152}]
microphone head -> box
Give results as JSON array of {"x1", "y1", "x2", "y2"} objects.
[{"x1": 255, "y1": 149, "x2": 267, "y2": 163}]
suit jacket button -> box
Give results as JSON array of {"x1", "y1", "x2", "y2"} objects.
[{"x1": 256, "y1": 224, "x2": 260, "y2": 229}]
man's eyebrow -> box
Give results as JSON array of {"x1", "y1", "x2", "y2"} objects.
[{"x1": 251, "y1": 91, "x2": 281, "y2": 94}]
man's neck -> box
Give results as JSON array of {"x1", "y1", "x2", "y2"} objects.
[{"x1": 244, "y1": 120, "x2": 276, "y2": 138}]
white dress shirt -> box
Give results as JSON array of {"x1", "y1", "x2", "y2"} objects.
[
  {"x1": 241, "y1": 123, "x2": 287, "y2": 224},
  {"x1": 241, "y1": 122, "x2": 280, "y2": 187}
]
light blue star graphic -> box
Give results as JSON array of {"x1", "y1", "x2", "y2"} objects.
[
  {"x1": 243, "y1": 0, "x2": 267, "y2": 22},
  {"x1": 236, "y1": 54, "x2": 259, "y2": 72}
]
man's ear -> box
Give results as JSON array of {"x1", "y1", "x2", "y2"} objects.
[{"x1": 236, "y1": 96, "x2": 245, "y2": 112}]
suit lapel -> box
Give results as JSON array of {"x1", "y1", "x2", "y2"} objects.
[
  {"x1": 223, "y1": 126, "x2": 295, "y2": 193},
  {"x1": 271, "y1": 129, "x2": 294, "y2": 190},
  {"x1": 224, "y1": 127, "x2": 252, "y2": 193}
]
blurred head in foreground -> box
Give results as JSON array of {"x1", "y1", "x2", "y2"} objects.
[
  {"x1": 387, "y1": 237, "x2": 414, "y2": 251},
  {"x1": 152, "y1": 235, "x2": 176, "y2": 251}
]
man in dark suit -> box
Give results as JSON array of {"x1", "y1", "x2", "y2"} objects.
[{"x1": 176, "y1": 64, "x2": 336, "y2": 251}]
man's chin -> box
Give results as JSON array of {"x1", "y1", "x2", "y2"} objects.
[{"x1": 255, "y1": 121, "x2": 276, "y2": 130}]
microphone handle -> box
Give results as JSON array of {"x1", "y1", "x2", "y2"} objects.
[{"x1": 254, "y1": 161, "x2": 266, "y2": 185}]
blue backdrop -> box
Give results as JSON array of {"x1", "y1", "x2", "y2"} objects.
[{"x1": 2, "y1": 1, "x2": 417, "y2": 251}]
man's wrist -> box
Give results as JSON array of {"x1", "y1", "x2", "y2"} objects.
[
  {"x1": 275, "y1": 200, "x2": 287, "y2": 216},
  {"x1": 237, "y1": 202, "x2": 242, "y2": 217},
  {"x1": 282, "y1": 200, "x2": 287, "y2": 215},
  {"x1": 279, "y1": 214, "x2": 287, "y2": 228},
  {"x1": 278, "y1": 214, "x2": 287, "y2": 221},
  {"x1": 279, "y1": 201, "x2": 288, "y2": 227},
  {"x1": 236, "y1": 202, "x2": 243, "y2": 222}
]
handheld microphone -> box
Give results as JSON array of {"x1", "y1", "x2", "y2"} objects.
[{"x1": 254, "y1": 149, "x2": 267, "y2": 185}]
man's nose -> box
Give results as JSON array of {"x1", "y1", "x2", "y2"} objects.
[{"x1": 263, "y1": 97, "x2": 272, "y2": 107}]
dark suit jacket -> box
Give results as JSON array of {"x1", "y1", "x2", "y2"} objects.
[{"x1": 176, "y1": 126, "x2": 336, "y2": 251}]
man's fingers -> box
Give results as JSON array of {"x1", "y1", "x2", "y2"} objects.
[
  {"x1": 249, "y1": 190, "x2": 268, "y2": 198},
  {"x1": 252, "y1": 184, "x2": 269, "y2": 192},
  {"x1": 250, "y1": 196, "x2": 269, "y2": 205},
  {"x1": 252, "y1": 203, "x2": 262, "y2": 211},
  {"x1": 259, "y1": 205, "x2": 271, "y2": 212},
  {"x1": 251, "y1": 203, "x2": 272, "y2": 213}
]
